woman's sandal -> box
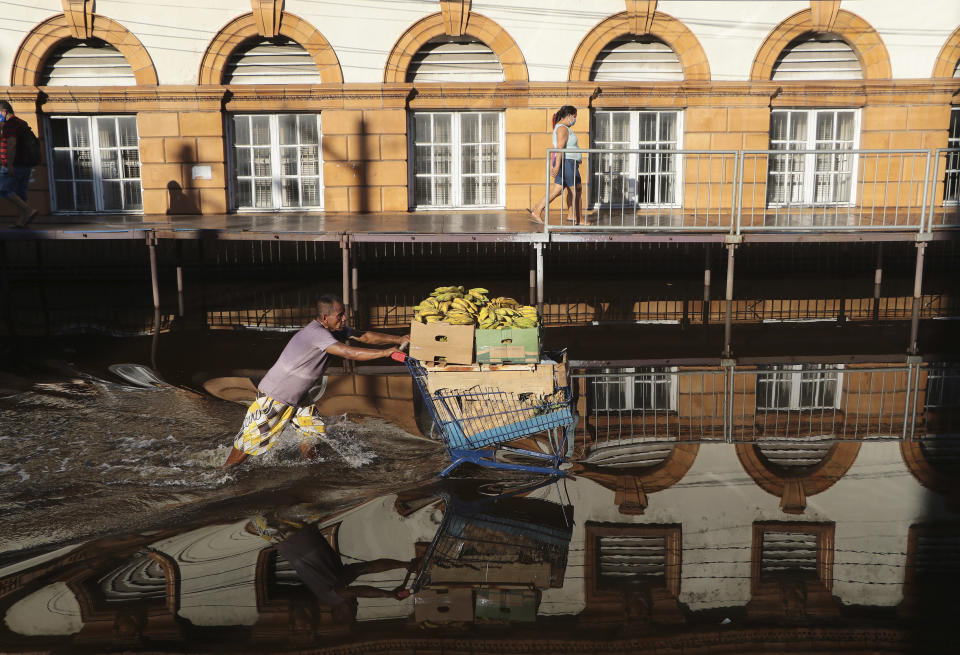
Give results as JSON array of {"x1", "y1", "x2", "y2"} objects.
[{"x1": 526, "y1": 208, "x2": 543, "y2": 223}]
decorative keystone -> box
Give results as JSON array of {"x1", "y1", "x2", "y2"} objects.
[
  {"x1": 810, "y1": 0, "x2": 841, "y2": 33},
  {"x1": 251, "y1": 0, "x2": 284, "y2": 38},
  {"x1": 61, "y1": 0, "x2": 94, "y2": 39},
  {"x1": 440, "y1": 0, "x2": 471, "y2": 37},
  {"x1": 625, "y1": 0, "x2": 657, "y2": 35}
]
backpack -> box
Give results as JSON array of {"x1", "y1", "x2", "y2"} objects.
[{"x1": 16, "y1": 121, "x2": 42, "y2": 167}]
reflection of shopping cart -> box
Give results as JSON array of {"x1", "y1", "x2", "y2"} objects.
[
  {"x1": 412, "y1": 490, "x2": 573, "y2": 593},
  {"x1": 392, "y1": 353, "x2": 575, "y2": 477}
]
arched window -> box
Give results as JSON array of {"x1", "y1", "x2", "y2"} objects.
[
  {"x1": 40, "y1": 38, "x2": 136, "y2": 86},
  {"x1": 771, "y1": 32, "x2": 862, "y2": 81},
  {"x1": 589, "y1": 37, "x2": 682, "y2": 82},
  {"x1": 99, "y1": 553, "x2": 169, "y2": 601},
  {"x1": 407, "y1": 37, "x2": 503, "y2": 83},
  {"x1": 223, "y1": 37, "x2": 322, "y2": 85}
]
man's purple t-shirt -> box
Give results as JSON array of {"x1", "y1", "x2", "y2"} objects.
[{"x1": 258, "y1": 321, "x2": 346, "y2": 405}]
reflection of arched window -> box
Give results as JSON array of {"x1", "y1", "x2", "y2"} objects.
[
  {"x1": 899, "y1": 523, "x2": 960, "y2": 619},
  {"x1": 407, "y1": 37, "x2": 503, "y2": 83},
  {"x1": 747, "y1": 522, "x2": 840, "y2": 621},
  {"x1": 223, "y1": 37, "x2": 322, "y2": 84},
  {"x1": 583, "y1": 522, "x2": 684, "y2": 625},
  {"x1": 40, "y1": 38, "x2": 136, "y2": 86},
  {"x1": 590, "y1": 37, "x2": 682, "y2": 82},
  {"x1": 771, "y1": 32, "x2": 862, "y2": 81},
  {"x1": 99, "y1": 553, "x2": 169, "y2": 602}
]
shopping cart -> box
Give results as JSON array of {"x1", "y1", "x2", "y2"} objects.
[
  {"x1": 391, "y1": 353, "x2": 575, "y2": 477},
  {"x1": 412, "y1": 488, "x2": 573, "y2": 593}
]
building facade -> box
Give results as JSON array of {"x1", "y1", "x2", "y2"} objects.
[{"x1": 0, "y1": 0, "x2": 959, "y2": 220}]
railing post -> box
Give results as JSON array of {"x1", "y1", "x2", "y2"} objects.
[
  {"x1": 544, "y1": 151, "x2": 553, "y2": 232},
  {"x1": 529, "y1": 244, "x2": 537, "y2": 306},
  {"x1": 919, "y1": 149, "x2": 932, "y2": 233},
  {"x1": 721, "y1": 359, "x2": 736, "y2": 443},
  {"x1": 873, "y1": 243, "x2": 883, "y2": 323},
  {"x1": 735, "y1": 151, "x2": 745, "y2": 235}
]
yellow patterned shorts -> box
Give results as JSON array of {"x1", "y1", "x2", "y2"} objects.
[{"x1": 233, "y1": 393, "x2": 326, "y2": 457}]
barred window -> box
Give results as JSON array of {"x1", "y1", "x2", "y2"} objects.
[
  {"x1": 230, "y1": 114, "x2": 323, "y2": 210},
  {"x1": 756, "y1": 364, "x2": 842, "y2": 410},
  {"x1": 48, "y1": 115, "x2": 142, "y2": 213},
  {"x1": 591, "y1": 110, "x2": 681, "y2": 207},
  {"x1": 410, "y1": 112, "x2": 503, "y2": 208},
  {"x1": 590, "y1": 367, "x2": 676, "y2": 412},
  {"x1": 768, "y1": 109, "x2": 858, "y2": 206}
]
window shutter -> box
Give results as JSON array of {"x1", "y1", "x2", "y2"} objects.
[
  {"x1": 914, "y1": 532, "x2": 960, "y2": 581},
  {"x1": 758, "y1": 436, "x2": 834, "y2": 468},
  {"x1": 271, "y1": 552, "x2": 303, "y2": 587},
  {"x1": 99, "y1": 554, "x2": 168, "y2": 600},
  {"x1": 224, "y1": 38, "x2": 322, "y2": 84},
  {"x1": 40, "y1": 41, "x2": 136, "y2": 86},
  {"x1": 585, "y1": 441, "x2": 673, "y2": 468},
  {"x1": 590, "y1": 38, "x2": 683, "y2": 82},
  {"x1": 407, "y1": 41, "x2": 504, "y2": 83},
  {"x1": 771, "y1": 33, "x2": 862, "y2": 81},
  {"x1": 598, "y1": 534, "x2": 667, "y2": 586},
  {"x1": 760, "y1": 531, "x2": 819, "y2": 578}
]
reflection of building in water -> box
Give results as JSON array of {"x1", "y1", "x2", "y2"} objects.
[{"x1": 1, "y1": 440, "x2": 958, "y2": 649}]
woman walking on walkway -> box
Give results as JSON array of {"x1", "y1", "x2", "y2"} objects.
[{"x1": 529, "y1": 105, "x2": 584, "y2": 225}]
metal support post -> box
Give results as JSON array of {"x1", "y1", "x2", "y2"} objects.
[
  {"x1": 351, "y1": 258, "x2": 359, "y2": 327},
  {"x1": 176, "y1": 266, "x2": 184, "y2": 317},
  {"x1": 529, "y1": 245, "x2": 537, "y2": 306},
  {"x1": 702, "y1": 245, "x2": 711, "y2": 324},
  {"x1": 147, "y1": 234, "x2": 159, "y2": 311},
  {"x1": 908, "y1": 240, "x2": 927, "y2": 355},
  {"x1": 535, "y1": 242, "x2": 544, "y2": 313},
  {"x1": 872, "y1": 244, "x2": 883, "y2": 322},
  {"x1": 723, "y1": 242, "x2": 736, "y2": 359},
  {"x1": 340, "y1": 235, "x2": 351, "y2": 318}
]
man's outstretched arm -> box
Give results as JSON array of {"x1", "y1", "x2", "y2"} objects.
[
  {"x1": 326, "y1": 341, "x2": 399, "y2": 362},
  {"x1": 349, "y1": 330, "x2": 410, "y2": 347}
]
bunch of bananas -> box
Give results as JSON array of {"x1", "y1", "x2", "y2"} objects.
[{"x1": 413, "y1": 286, "x2": 540, "y2": 329}]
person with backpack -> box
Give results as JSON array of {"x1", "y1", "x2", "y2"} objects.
[{"x1": 0, "y1": 100, "x2": 40, "y2": 228}]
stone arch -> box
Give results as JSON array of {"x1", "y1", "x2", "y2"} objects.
[
  {"x1": 750, "y1": 9, "x2": 891, "y2": 81},
  {"x1": 933, "y1": 25, "x2": 960, "y2": 78},
  {"x1": 11, "y1": 13, "x2": 158, "y2": 86},
  {"x1": 736, "y1": 441, "x2": 861, "y2": 514},
  {"x1": 568, "y1": 11, "x2": 710, "y2": 82},
  {"x1": 573, "y1": 443, "x2": 699, "y2": 515},
  {"x1": 900, "y1": 438, "x2": 960, "y2": 498},
  {"x1": 198, "y1": 12, "x2": 342, "y2": 85},
  {"x1": 383, "y1": 12, "x2": 527, "y2": 83}
]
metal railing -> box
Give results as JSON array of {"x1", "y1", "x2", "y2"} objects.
[
  {"x1": 544, "y1": 149, "x2": 737, "y2": 231},
  {"x1": 570, "y1": 362, "x2": 960, "y2": 463},
  {"x1": 544, "y1": 147, "x2": 960, "y2": 234}
]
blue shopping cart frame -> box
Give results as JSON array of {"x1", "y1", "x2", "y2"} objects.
[{"x1": 394, "y1": 353, "x2": 575, "y2": 477}]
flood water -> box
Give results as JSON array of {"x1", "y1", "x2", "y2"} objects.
[{"x1": 0, "y1": 240, "x2": 958, "y2": 652}]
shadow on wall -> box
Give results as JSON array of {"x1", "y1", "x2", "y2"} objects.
[{"x1": 167, "y1": 181, "x2": 199, "y2": 215}]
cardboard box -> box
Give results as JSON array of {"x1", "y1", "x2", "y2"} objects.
[
  {"x1": 475, "y1": 327, "x2": 540, "y2": 364},
  {"x1": 428, "y1": 562, "x2": 552, "y2": 588},
  {"x1": 426, "y1": 363, "x2": 556, "y2": 396},
  {"x1": 474, "y1": 588, "x2": 538, "y2": 622},
  {"x1": 413, "y1": 587, "x2": 474, "y2": 623},
  {"x1": 410, "y1": 321, "x2": 475, "y2": 365}
]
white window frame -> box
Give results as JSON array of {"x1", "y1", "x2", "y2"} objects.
[
  {"x1": 408, "y1": 111, "x2": 505, "y2": 210},
  {"x1": 944, "y1": 107, "x2": 960, "y2": 205},
  {"x1": 227, "y1": 113, "x2": 324, "y2": 212},
  {"x1": 591, "y1": 367, "x2": 678, "y2": 412},
  {"x1": 46, "y1": 115, "x2": 143, "y2": 214},
  {"x1": 767, "y1": 108, "x2": 860, "y2": 208},
  {"x1": 591, "y1": 109, "x2": 683, "y2": 208},
  {"x1": 756, "y1": 364, "x2": 843, "y2": 411}
]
